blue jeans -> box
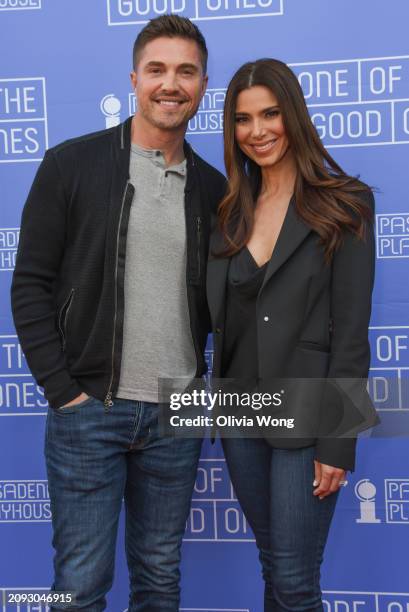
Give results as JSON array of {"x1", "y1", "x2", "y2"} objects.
[
  {"x1": 45, "y1": 396, "x2": 203, "y2": 611},
  {"x1": 222, "y1": 438, "x2": 339, "y2": 612}
]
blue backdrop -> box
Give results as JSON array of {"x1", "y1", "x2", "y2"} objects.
[{"x1": 1, "y1": 1, "x2": 408, "y2": 610}]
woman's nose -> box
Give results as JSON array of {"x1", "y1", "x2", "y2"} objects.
[{"x1": 251, "y1": 120, "x2": 267, "y2": 139}]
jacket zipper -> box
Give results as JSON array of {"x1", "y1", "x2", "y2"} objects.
[
  {"x1": 104, "y1": 182, "x2": 130, "y2": 409},
  {"x1": 58, "y1": 289, "x2": 74, "y2": 351},
  {"x1": 196, "y1": 216, "x2": 202, "y2": 280},
  {"x1": 183, "y1": 152, "x2": 202, "y2": 377}
]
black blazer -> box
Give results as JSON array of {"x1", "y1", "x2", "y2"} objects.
[{"x1": 206, "y1": 190, "x2": 379, "y2": 471}]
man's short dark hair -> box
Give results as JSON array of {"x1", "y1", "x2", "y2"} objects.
[{"x1": 133, "y1": 14, "x2": 208, "y2": 74}]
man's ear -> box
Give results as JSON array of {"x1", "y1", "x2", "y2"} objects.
[
  {"x1": 201, "y1": 74, "x2": 209, "y2": 97},
  {"x1": 130, "y1": 71, "x2": 137, "y2": 89}
]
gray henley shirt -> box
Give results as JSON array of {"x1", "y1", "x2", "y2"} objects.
[{"x1": 116, "y1": 143, "x2": 197, "y2": 403}]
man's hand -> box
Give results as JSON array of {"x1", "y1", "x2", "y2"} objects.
[
  {"x1": 61, "y1": 392, "x2": 89, "y2": 408},
  {"x1": 313, "y1": 460, "x2": 347, "y2": 499}
]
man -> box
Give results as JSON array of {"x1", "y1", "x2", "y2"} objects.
[{"x1": 11, "y1": 15, "x2": 225, "y2": 611}]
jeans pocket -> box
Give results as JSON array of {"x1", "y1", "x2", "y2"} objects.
[{"x1": 54, "y1": 395, "x2": 96, "y2": 414}]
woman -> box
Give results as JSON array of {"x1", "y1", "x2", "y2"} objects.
[{"x1": 207, "y1": 59, "x2": 378, "y2": 610}]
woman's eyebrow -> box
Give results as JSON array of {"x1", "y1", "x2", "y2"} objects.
[{"x1": 235, "y1": 105, "x2": 280, "y2": 115}]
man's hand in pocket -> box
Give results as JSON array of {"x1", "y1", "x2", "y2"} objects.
[{"x1": 61, "y1": 392, "x2": 89, "y2": 408}]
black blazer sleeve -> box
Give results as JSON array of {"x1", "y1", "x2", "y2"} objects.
[
  {"x1": 11, "y1": 150, "x2": 83, "y2": 408},
  {"x1": 314, "y1": 189, "x2": 376, "y2": 471}
]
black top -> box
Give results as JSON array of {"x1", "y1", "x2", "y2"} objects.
[{"x1": 222, "y1": 247, "x2": 269, "y2": 386}]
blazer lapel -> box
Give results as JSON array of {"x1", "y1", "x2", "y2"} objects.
[
  {"x1": 206, "y1": 228, "x2": 229, "y2": 327},
  {"x1": 207, "y1": 197, "x2": 312, "y2": 318},
  {"x1": 261, "y1": 195, "x2": 312, "y2": 291}
]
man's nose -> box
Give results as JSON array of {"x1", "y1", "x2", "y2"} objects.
[{"x1": 161, "y1": 71, "x2": 179, "y2": 92}]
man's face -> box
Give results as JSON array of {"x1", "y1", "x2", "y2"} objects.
[{"x1": 131, "y1": 36, "x2": 208, "y2": 132}]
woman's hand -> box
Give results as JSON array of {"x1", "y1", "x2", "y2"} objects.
[{"x1": 313, "y1": 460, "x2": 347, "y2": 499}]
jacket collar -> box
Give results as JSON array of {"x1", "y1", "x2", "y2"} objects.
[
  {"x1": 114, "y1": 117, "x2": 132, "y2": 179},
  {"x1": 261, "y1": 194, "x2": 311, "y2": 290}
]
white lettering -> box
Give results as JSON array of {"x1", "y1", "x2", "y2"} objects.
[
  {"x1": 209, "y1": 467, "x2": 223, "y2": 493},
  {"x1": 1, "y1": 342, "x2": 24, "y2": 369},
  {"x1": 376, "y1": 336, "x2": 393, "y2": 361},
  {"x1": 395, "y1": 335, "x2": 408, "y2": 360},
  {"x1": 117, "y1": 0, "x2": 185, "y2": 16},
  {"x1": 0, "y1": 85, "x2": 38, "y2": 115},
  {"x1": 0, "y1": 251, "x2": 16, "y2": 268},
  {"x1": 0, "y1": 229, "x2": 19, "y2": 247},
  {"x1": 403, "y1": 107, "x2": 409, "y2": 135},
  {"x1": 376, "y1": 335, "x2": 408, "y2": 362},
  {"x1": 369, "y1": 65, "x2": 403, "y2": 95},
  {"x1": 311, "y1": 110, "x2": 381, "y2": 141},
  {"x1": 335, "y1": 69, "x2": 349, "y2": 97},
  {"x1": 0, "y1": 381, "x2": 46, "y2": 408},
  {"x1": 224, "y1": 507, "x2": 241, "y2": 533},
  {"x1": 205, "y1": 0, "x2": 274, "y2": 9},
  {"x1": 387, "y1": 604, "x2": 404, "y2": 612},
  {"x1": 0, "y1": 126, "x2": 41, "y2": 156},
  {"x1": 370, "y1": 67, "x2": 387, "y2": 95},
  {"x1": 188, "y1": 112, "x2": 223, "y2": 133},
  {"x1": 0, "y1": 0, "x2": 40, "y2": 6},
  {"x1": 298, "y1": 69, "x2": 351, "y2": 99},
  {"x1": 370, "y1": 377, "x2": 389, "y2": 403},
  {"x1": 189, "y1": 507, "x2": 205, "y2": 533}
]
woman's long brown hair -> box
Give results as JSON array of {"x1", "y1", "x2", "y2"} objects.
[{"x1": 218, "y1": 59, "x2": 374, "y2": 261}]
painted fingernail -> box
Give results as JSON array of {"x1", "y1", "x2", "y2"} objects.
[
  {"x1": 313, "y1": 480, "x2": 318, "y2": 487},
  {"x1": 319, "y1": 496, "x2": 324, "y2": 500}
]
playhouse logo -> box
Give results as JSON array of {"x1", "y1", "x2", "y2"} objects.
[
  {"x1": 0, "y1": 480, "x2": 51, "y2": 523},
  {"x1": 107, "y1": 0, "x2": 284, "y2": 26},
  {"x1": 0, "y1": 77, "x2": 48, "y2": 163},
  {"x1": 100, "y1": 94, "x2": 122, "y2": 129},
  {"x1": 376, "y1": 213, "x2": 409, "y2": 258},
  {"x1": 354, "y1": 479, "x2": 381, "y2": 524},
  {"x1": 188, "y1": 89, "x2": 225, "y2": 135},
  {"x1": 0, "y1": 228, "x2": 19, "y2": 271},
  {"x1": 352, "y1": 477, "x2": 409, "y2": 525},
  {"x1": 385, "y1": 479, "x2": 409, "y2": 524}
]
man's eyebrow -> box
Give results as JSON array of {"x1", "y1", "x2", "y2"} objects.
[
  {"x1": 178, "y1": 63, "x2": 199, "y2": 71},
  {"x1": 144, "y1": 61, "x2": 165, "y2": 68},
  {"x1": 143, "y1": 61, "x2": 199, "y2": 71}
]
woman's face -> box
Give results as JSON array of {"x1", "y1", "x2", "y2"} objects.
[{"x1": 234, "y1": 85, "x2": 290, "y2": 168}]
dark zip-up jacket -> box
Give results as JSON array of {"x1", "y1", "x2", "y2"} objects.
[{"x1": 11, "y1": 117, "x2": 226, "y2": 410}]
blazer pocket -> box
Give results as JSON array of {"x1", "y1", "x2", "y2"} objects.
[
  {"x1": 297, "y1": 340, "x2": 330, "y2": 353},
  {"x1": 287, "y1": 344, "x2": 331, "y2": 379}
]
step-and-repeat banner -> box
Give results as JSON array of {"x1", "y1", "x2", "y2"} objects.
[{"x1": 1, "y1": 1, "x2": 408, "y2": 610}]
